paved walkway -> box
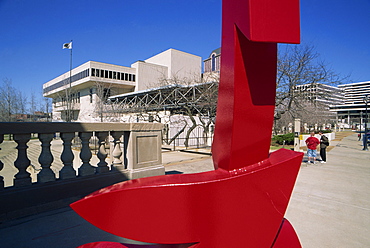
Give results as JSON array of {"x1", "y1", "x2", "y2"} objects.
[
  {"x1": 286, "y1": 133, "x2": 370, "y2": 248},
  {"x1": 0, "y1": 133, "x2": 369, "y2": 247}
]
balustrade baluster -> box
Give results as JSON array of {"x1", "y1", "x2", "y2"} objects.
[
  {"x1": 110, "y1": 131, "x2": 124, "y2": 171},
  {"x1": 37, "y1": 133, "x2": 56, "y2": 183},
  {"x1": 0, "y1": 134, "x2": 4, "y2": 190},
  {"x1": 59, "y1": 132, "x2": 76, "y2": 179},
  {"x1": 96, "y1": 131, "x2": 109, "y2": 173},
  {"x1": 13, "y1": 133, "x2": 32, "y2": 187},
  {"x1": 78, "y1": 132, "x2": 95, "y2": 176}
]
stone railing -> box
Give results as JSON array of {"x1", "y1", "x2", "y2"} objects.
[{"x1": 0, "y1": 122, "x2": 164, "y2": 221}]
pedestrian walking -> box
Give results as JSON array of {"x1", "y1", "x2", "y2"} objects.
[
  {"x1": 318, "y1": 131, "x2": 329, "y2": 163},
  {"x1": 305, "y1": 132, "x2": 320, "y2": 164}
]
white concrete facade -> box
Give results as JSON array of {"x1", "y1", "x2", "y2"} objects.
[
  {"x1": 144, "y1": 48, "x2": 202, "y2": 83},
  {"x1": 43, "y1": 49, "x2": 201, "y2": 122},
  {"x1": 329, "y1": 81, "x2": 370, "y2": 128}
]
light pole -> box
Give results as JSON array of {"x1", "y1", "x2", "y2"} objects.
[{"x1": 363, "y1": 94, "x2": 369, "y2": 151}]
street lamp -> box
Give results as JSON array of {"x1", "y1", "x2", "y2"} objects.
[{"x1": 363, "y1": 95, "x2": 369, "y2": 151}]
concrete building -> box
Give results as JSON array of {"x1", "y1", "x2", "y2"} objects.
[
  {"x1": 294, "y1": 83, "x2": 344, "y2": 106},
  {"x1": 291, "y1": 83, "x2": 345, "y2": 126},
  {"x1": 330, "y1": 81, "x2": 370, "y2": 129},
  {"x1": 43, "y1": 48, "x2": 201, "y2": 122}
]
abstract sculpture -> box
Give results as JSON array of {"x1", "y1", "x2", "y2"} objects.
[{"x1": 71, "y1": 0, "x2": 302, "y2": 247}]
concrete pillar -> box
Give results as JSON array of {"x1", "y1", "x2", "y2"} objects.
[
  {"x1": 294, "y1": 119, "x2": 301, "y2": 152},
  {"x1": 126, "y1": 130, "x2": 165, "y2": 179}
]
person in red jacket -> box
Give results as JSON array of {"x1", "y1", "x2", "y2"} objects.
[{"x1": 305, "y1": 132, "x2": 320, "y2": 164}]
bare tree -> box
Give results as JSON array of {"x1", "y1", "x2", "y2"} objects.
[
  {"x1": 274, "y1": 44, "x2": 347, "y2": 132},
  {"x1": 0, "y1": 78, "x2": 27, "y2": 122}
]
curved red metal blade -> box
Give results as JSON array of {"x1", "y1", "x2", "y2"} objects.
[{"x1": 71, "y1": 149, "x2": 302, "y2": 247}]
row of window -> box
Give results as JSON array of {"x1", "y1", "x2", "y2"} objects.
[
  {"x1": 44, "y1": 69, "x2": 90, "y2": 94},
  {"x1": 91, "y1": 68, "x2": 136, "y2": 82},
  {"x1": 53, "y1": 92, "x2": 81, "y2": 106},
  {"x1": 43, "y1": 67, "x2": 136, "y2": 94}
]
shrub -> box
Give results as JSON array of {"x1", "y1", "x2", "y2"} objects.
[{"x1": 272, "y1": 133, "x2": 294, "y2": 145}]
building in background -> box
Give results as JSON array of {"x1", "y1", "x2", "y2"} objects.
[
  {"x1": 330, "y1": 81, "x2": 370, "y2": 129},
  {"x1": 43, "y1": 48, "x2": 201, "y2": 122},
  {"x1": 202, "y1": 48, "x2": 220, "y2": 82}
]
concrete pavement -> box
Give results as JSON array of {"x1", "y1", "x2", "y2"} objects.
[
  {"x1": 286, "y1": 133, "x2": 370, "y2": 248},
  {"x1": 1, "y1": 133, "x2": 369, "y2": 247}
]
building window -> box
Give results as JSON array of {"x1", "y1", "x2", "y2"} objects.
[{"x1": 211, "y1": 54, "x2": 216, "y2": 71}]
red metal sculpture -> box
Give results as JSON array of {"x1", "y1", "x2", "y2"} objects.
[{"x1": 71, "y1": 0, "x2": 302, "y2": 247}]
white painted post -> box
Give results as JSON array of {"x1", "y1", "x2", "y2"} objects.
[{"x1": 294, "y1": 119, "x2": 301, "y2": 152}]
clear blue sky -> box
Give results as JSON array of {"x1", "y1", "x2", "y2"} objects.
[{"x1": 0, "y1": 0, "x2": 369, "y2": 99}]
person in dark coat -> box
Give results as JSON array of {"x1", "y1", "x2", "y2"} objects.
[{"x1": 318, "y1": 131, "x2": 329, "y2": 163}]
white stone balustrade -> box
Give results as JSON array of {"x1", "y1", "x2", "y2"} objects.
[
  {"x1": 13, "y1": 134, "x2": 32, "y2": 187},
  {"x1": 96, "y1": 131, "x2": 109, "y2": 174},
  {"x1": 0, "y1": 122, "x2": 164, "y2": 190},
  {"x1": 37, "y1": 133, "x2": 55, "y2": 183},
  {"x1": 60, "y1": 132, "x2": 77, "y2": 180}
]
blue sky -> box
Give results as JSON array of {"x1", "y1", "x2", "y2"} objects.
[{"x1": 0, "y1": 0, "x2": 369, "y2": 99}]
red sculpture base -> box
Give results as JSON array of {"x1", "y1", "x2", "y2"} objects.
[{"x1": 71, "y1": 149, "x2": 302, "y2": 248}]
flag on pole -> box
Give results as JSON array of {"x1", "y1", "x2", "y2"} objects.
[{"x1": 63, "y1": 42, "x2": 72, "y2": 49}]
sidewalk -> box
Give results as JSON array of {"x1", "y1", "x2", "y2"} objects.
[
  {"x1": 1, "y1": 133, "x2": 369, "y2": 247},
  {"x1": 286, "y1": 133, "x2": 370, "y2": 248}
]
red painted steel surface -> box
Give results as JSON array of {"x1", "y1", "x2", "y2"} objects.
[
  {"x1": 72, "y1": 150, "x2": 303, "y2": 248},
  {"x1": 72, "y1": 0, "x2": 302, "y2": 247},
  {"x1": 212, "y1": 0, "x2": 300, "y2": 171},
  {"x1": 272, "y1": 219, "x2": 302, "y2": 248}
]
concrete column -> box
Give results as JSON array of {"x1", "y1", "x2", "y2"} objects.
[{"x1": 126, "y1": 131, "x2": 165, "y2": 179}]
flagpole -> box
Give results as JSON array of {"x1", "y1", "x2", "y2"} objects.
[{"x1": 69, "y1": 40, "x2": 72, "y2": 122}]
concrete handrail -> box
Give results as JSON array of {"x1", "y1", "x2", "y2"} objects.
[{"x1": 0, "y1": 122, "x2": 165, "y2": 221}]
